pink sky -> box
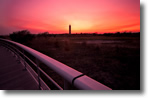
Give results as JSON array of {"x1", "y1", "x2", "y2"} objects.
[{"x1": 0, "y1": 0, "x2": 140, "y2": 35}]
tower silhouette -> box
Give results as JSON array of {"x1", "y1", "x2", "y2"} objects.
[{"x1": 69, "y1": 24, "x2": 71, "y2": 35}]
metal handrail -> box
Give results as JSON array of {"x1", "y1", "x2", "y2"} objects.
[
  {"x1": 0, "y1": 40, "x2": 53, "y2": 90},
  {"x1": 0, "y1": 38, "x2": 112, "y2": 90}
]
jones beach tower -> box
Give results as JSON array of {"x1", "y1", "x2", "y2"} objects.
[{"x1": 69, "y1": 24, "x2": 71, "y2": 35}]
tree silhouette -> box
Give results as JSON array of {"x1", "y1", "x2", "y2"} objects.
[
  {"x1": 9, "y1": 30, "x2": 34, "y2": 44},
  {"x1": 37, "y1": 32, "x2": 49, "y2": 37}
]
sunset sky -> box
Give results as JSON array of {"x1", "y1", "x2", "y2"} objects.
[{"x1": 0, "y1": 0, "x2": 140, "y2": 35}]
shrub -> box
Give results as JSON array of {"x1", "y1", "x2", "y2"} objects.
[{"x1": 9, "y1": 30, "x2": 34, "y2": 44}]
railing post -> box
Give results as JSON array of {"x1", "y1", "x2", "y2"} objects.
[
  {"x1": 17, "y1": 50, "x2": 21, "y2": 63},
  {"x1": 64, "y1": 80, "x2": 71, "y2": 90},
  {"x1": 23, "y1": 50, "x2": 27, "y2": 70},
  {"x1": 36, "y1": 59, "x2": 41, "y2": 90}
]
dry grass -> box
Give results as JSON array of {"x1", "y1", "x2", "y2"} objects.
[{"x1": 28, "y1": 36, "x2": 140, "y2": 90}]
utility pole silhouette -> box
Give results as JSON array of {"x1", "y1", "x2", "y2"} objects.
[{"x1": 69, "y1": 24, "x2": 71, "y2": 35}]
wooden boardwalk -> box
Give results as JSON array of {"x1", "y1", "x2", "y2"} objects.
[{"x1": 0, "y1": 46, "x2": 39, "y2": 90}]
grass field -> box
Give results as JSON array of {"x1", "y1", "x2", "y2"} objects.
[{"x1": 27, "y1": 35, "x2": 140, "y2": 90}]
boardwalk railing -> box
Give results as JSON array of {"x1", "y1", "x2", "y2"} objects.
[{"x1": 0, "y1": 38, "x2": 112, "y2": 90}]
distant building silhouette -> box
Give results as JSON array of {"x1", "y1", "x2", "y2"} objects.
[{"x1": 69, "y1": 24, "x2": 71, "y2": 34}]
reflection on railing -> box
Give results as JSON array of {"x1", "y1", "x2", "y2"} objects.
[{"x1": 0, "y1": 38, "x2": 112, "y2": 90}]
